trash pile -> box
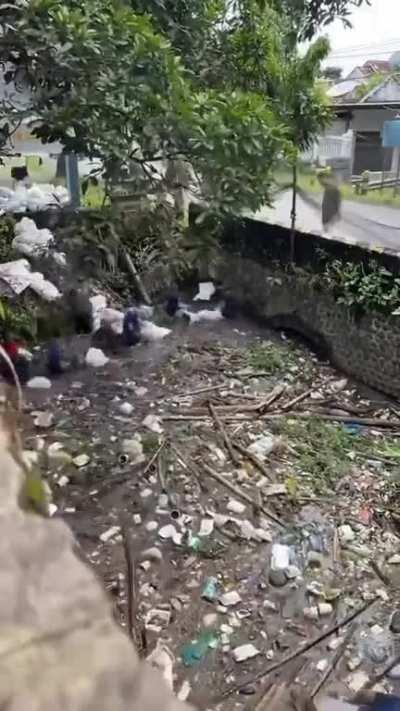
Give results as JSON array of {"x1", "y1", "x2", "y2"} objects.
[
  {"x1": 17, "y1": 306, "x2": 400, "y2": 708},
  {"x1": 0, "y1": 184, "x2": 70, "y2": 214}
]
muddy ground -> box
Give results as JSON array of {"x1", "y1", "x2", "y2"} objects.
[{"x1": 21, "y1": 317, "x2": 400, "y2": 710}]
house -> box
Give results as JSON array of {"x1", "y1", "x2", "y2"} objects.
[{"x1": 329, "y1": 73, "x2": 400, "y2": 176}]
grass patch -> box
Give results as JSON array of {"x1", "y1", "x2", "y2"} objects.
[
  {"x1": 281, "y1": 417, "x2": 373, "y2": 493},
  {"x1": 247, "y1": 340, "x2": 298, "y2": 375}
]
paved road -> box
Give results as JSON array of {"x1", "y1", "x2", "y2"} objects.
[{"x1": 251, "y1": 190, "x2": 400, "y2": 254}]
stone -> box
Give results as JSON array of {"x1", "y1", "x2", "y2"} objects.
[
  {"x1": 328, "y1": 637, "x2": 344, "y2": 651},
  {"x1": 199, "y1": 518, "x2": 214, "y2": 537},
  {"x1": 203, "y1": 613, "x2": 218, "y2": 628},
  {"x1": 390, "y1": 610, "x2": 400, "y2": 633},
  {"x1": 285, "y1": 565, "x2": 301, "y2": 580},
  {"x1": 269, "y1": 569, "x2": 287, "y2": 588},
  {"x1": 387, "y1": 554, "x2": 400, "y2": 565},
  {"x1": 146, "y1": 521, "x2": 158, "y2": 532},
  {"x1": 34, "y1": 411, "x2": 54, "y2": 429},
  {"x1": 338, "y1": 524, "x2": 355, "y2": 545},
  {"x1": 303, "y1": 606, "x2": 319, "y2": 621},
  {"x1": 73, "y1": 454, "x2": 90, "y2": 468},
  {"x1": 57, "y1": 475, "x2": 69, "y2": 488},
  {"x1": 316, "y1": 659, "x2": 328, "y2": 673},
  {"x1": 122, "y1": 438, "x2": 145, "y2": 465},
  {"x1": 141, "y1": 547, "x2": 163, "y2": 562},
  {"x1": 318, "y1": 602, "x2": 333, "y2": 616},
  {"x1": 227, "y1": 499, "x2": 246, "y2": 515},
  {"x1": 219, "y1": 591, "x2": 242, "y2": 607},
  {"x1": 143, "y1": 414, "x2": 163, "y2": 434},
  {"x1": 232, "y1": 644, "x2": 260, "y2": 662},
  {"x1": 347, "y1": 671, "x2": 369, "y2": 693},
  {"x1": 347, "y1": 656, "x2": 362, "y2": 672},
  {"x1": 119, "y1": 402, "x2": 134, "y2": 416}
]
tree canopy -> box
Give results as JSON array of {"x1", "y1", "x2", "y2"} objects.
[{"x1": 0, "y1": 0, "x2": 362, "y2": 214}]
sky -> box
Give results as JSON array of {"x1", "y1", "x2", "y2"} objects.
[{"x1": 321, "y1": 0, "x2": 400, "y2": 76}]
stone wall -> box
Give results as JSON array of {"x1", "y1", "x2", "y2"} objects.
[{"x1": 216, "y1": 254, "x2": 400, "y2": 398}]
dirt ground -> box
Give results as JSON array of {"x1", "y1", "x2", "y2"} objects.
[{"x1": 21, "y1": 316, "x2": 400, "y2": 710}]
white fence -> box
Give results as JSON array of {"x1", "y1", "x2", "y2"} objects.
[{"x1": 302, "y1": 133, "x2": 353, "y2": 163}]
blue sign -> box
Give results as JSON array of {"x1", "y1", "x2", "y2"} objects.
[{"x1": 383, "y1": 119, "x2": 400, "y2": 147}]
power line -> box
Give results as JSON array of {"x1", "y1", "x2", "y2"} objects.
[
  {"x1": 325, "y1": 37, "x2": 400, "y2": 54},
  {"x1": 328, "y1": 48, "x2": 400, "y2": 60}
]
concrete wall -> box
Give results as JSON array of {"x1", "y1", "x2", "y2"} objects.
[{"x1": 216, "y1": 253, "x2": 400, "y2": 397}]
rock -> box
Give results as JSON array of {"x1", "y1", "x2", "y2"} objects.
[
  {"x1": 387, "y1": 554, "x2": 400, "y2": 565},
  {"x1": 119, "y1": 402, "x2": 134, "y2": 416},
  {"x1": 263, "y1": 600, "x2": 277, "y2": 612},
  {"x1": 232, "y1": 644, "x2": 260, "y2": 662},
  {"x1": 48, "y1": 503, "x2": 58, "y2": 517},
  {"x1": 133, "y1": 514, "x2": 142, "y2": 525},
  {"x1": 316, "y1": 659, "x2": 328, "y2": 672},
  {"x1": 338, "y1": 524, "x2": 355, "y2": 545},
  {"x1": 306, "y1": 551, "x2": 324, "y2": 568},
  {"x1": 347, "y1": 656, "x2": 362, "y2": 671},
  {"x1": 143, "y1": 414, "x2": 163, "y2": 434},
  {"x1": 318, "y1": 602, "x2": 333, "y2": 616},
  {"x1": 99, "y1": 525, "x2": 121, "y2": 542},
  {"x1": 390, "y1": 610, "x2": 400, "y2": 633},
  {"x1": 135, "y1": 386, "x2": 148, "y2": 397},
  {"x1": 57, "y1": 475, "x2": 69, "y2": 488},
  {"x1": 203, "y1": 613, "x2": 218, "y2": 628},
  {"x1": 328, "y1": 637, "x2": 344, "y2": 651},
  {"x1": 219, "y1": 591, "x2": 242, "y2": 607},
  {"x1": 27, "y1": 376, "x2": 52, "y2": 389},
  {"x1": 331, "y1": 378, "x2": 348, "y2": 393},
  {"x1": 286, "y1": 565, "x2": 301, "y2": 580},
  {"x1": 122, "y1": 437, "x2": 145, "y2": 465},
  {"x1": 73, "y1": 454, "x2": 90, "y2": 468},
  {"x1": 141, "y1": 547, "x2": 163, "y2": 562},
  {"x1": 303, "y1": 606, "x2": 319, "y2": 621},
  {"x1": 146, "y1": 521, "x2": 158, "y2": 532},
  {"x1": 227, "y1": 499, "x2": 246, "y2": 515},
  {"x1": 347, "y1": 671, "x2": 369, "y2": 693},
  {"x1": 271, "y1": 543, "x2": 290, "y2": 570},
  {"x1": 34, "y1": 411, "x2": 54, "y2": 429},
  {"x1": 85, "y1": 348, "x2": 109, "y2": 368},
  {"x1": 269, "y1": 570, "x2": 287, "y2": 588}
]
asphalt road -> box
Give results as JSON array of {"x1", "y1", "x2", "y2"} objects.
[{"x1": 251, "y1": 190, "x2": 400, "y2": 254}]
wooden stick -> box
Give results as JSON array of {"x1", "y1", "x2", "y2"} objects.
[
  {"x1": 209, "y1": 401, "x2": 240, "y2": 465},
  {"x1": 122, "y1": 248, "x2": 152, "y2": 305},
  {"x1": 281, "y1": 385, "x2": 320, "y2": 412},
  {"x1": 262, "y1": 413, "x2": 400, "y2": 429},
  {"x1": 218, "y1": 598, "x2": 376, "y2": 700},
  {"x1": 202, "y1": 463, "x2": 283, "y2": 527},
  {"x1": 143, "y1": 439, "x2": 167, "y2": 476},
  {"x1": 122, "y1": 527, "x2": 146, "y2": 657},
  {"x1": 178, "y1": 383, "x2": 226, "y2": 397},
  {"x1": 311, "y1": 622, "x2": 356, "y2": 698},
  {"x1": 233, "y1": 441, "x2": 272, "y2": 481}
]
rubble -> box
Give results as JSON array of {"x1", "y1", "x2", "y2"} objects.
[{"x1": 18, "y1": 303, "x2": 400, "y2": 705}]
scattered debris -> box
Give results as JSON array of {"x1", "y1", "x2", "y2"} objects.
[
  {"x1": 193, "y1": 282, "x2": 216, "y2": 301},
  {"x1": 143, "y1": 414, "x2": 163, "y2": 434},
  {"x1": 118, "y1": 402, "x2": 134, "y2": 416},
  {"x1": 99, "y1": 526, "x2": 121, "y2": 542},
  {"x1": 73, "y1": 454, "x2": 90, "y2": 468},
  {"x1": 219, "y1": 591, "x2": 242, "y2": 607},
  {"x1": 34, "y1": 411, "x2": 54, "y2": 429},
  {"x1": 233, "y1": 644, "x2": 260, "y2": 662}
]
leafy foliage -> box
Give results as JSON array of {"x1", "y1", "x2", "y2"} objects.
[
  {"x1": 268, "y1": 0, "x2": 369, "y2": 41},
  {"x1": 319, "y1": 258, "x2": 400, "y2": 314},
  {"x1": 0, "y1": 0, "x2": 335, "y2": 217}
]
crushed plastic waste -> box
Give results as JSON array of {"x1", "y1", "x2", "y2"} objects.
[
  {"x1": 0, "y1": 183, "x2": 69, "y2": 214},
  {"x1": 0, "y1": 259, "x2": 60, "y2": 301},
  {"x1": 202, "y1": 577, "x2": 219, "y2": 602},
  {"x1": 13, "y1": 217, "x2": 54, "y2": 257},
  {"x1": 193, "y1": 281, "x2": 216, "y2": 301},
  {"x1": 181, "y1": 631, "x2": 219, "y2": 666}
]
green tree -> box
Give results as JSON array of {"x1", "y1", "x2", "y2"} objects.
[{"x1": 268, "y1": 0, "x2": 369, "y2": 41}]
